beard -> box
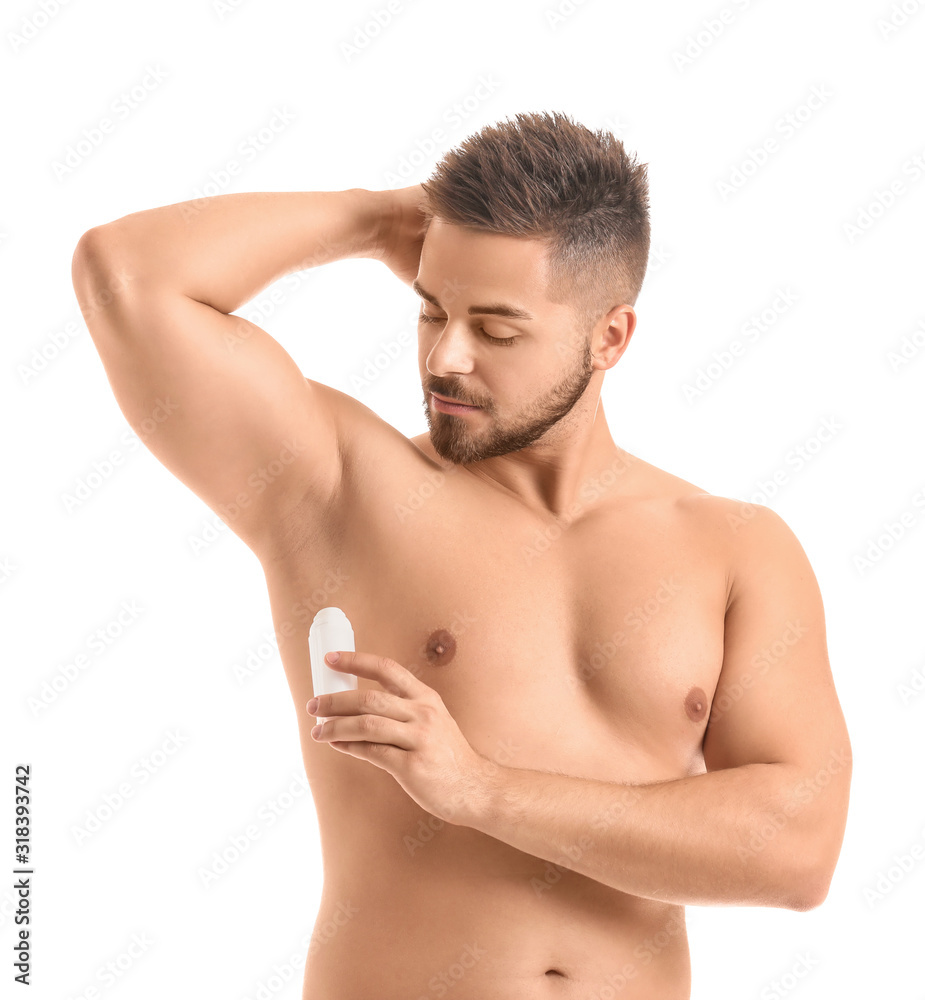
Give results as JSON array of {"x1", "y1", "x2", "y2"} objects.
[{"x1": 422, "y1": 334, "x2": 596, "y2": 466}]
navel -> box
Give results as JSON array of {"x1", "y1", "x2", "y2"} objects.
[
  {"x1": 684, "y1": 686, "x2": 707, "y2": 723},
  {"x1": 424, "y1": 628, "x2": 457, "y2": 665}
]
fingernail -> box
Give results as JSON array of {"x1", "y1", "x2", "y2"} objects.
[
  {"x1": 311, "y1": 725, "x2": 321, "y2": 738},
  {"x1": 326, "y1": 651, "x2": 340, "y2": 663},
  {"x1": 307, "y1": 698, "x2": 318, "y2": 714}
]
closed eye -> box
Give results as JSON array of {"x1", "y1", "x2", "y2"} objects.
[{"x1": 417, "y1": 311, "x2": 518, "y2": 346}]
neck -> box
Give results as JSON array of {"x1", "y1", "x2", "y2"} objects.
[{"x1": 464, "y1": 395, "x2": 633, "y2": 520}]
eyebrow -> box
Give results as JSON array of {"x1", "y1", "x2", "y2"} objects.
[{"x1": 412, "y1": 279, "x2": 535, "y2": 321}]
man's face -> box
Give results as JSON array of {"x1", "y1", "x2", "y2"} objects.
[{"x1": 415, "y1": 218, "x2": 597, "y2": 466}]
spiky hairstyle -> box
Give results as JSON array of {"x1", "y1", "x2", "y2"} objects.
[{"x1": 420, "y1": 111, "x2": 651, "y2": 332}]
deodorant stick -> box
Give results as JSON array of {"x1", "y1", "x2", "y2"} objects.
[{"x1": 308, "y1": 607, "x2": 356, "y2": 725}]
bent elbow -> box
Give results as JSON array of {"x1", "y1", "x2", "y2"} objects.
[
  {"x1": 788, "y1": 858, "x2": 834, "y2": 912},
  {"x1": 72, "y1": 226, "x2": 140, "y2": 332},
  {"x1": 72, "y1": 225, "x2": 116, "y2": 276}
]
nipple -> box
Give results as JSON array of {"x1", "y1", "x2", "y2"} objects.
[
  {"x1": 684, "y1": 686, "x2": 707, "y2": 723},
  {"x1": 424, "y1": 628, "x2": 456, "y2": 665}
]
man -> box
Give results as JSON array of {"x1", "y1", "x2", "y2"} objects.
[{"x1": 71, "y1": 111, "x2": 851, "y2": 999}]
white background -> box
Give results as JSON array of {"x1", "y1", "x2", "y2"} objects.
[{"x1": 3, "y1": 0, "x2": 924, "y2": 997}]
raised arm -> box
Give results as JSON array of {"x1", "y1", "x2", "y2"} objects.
[{"x1": 70, "y1": 188, "x2": 400, "y2": 555}]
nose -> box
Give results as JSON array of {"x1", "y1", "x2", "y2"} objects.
[{"x1": 424, "y1": 319, "x2": 477, "y2": 378}]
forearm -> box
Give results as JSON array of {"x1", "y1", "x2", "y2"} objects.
[
  {"x1": 467, "y1": 761, "x2": 814, "y2": 909},
  {"x1": 82, "y1": 188, "x2": 385, "y2": 313}
]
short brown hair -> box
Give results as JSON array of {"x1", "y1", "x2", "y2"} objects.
[{"x1": 420, "y1": 110, "x2": 651, "y2": 334}]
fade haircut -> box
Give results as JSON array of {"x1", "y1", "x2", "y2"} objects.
[{"x1": 419, "y1": 110, "x2": 651, "y2": 335}]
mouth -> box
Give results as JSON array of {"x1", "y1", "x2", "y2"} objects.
[{"x1": 431, "y1": 391, "x2": 481, "y2": 414}]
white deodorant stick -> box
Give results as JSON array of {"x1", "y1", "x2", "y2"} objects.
[{"x1": 308, "y1": 607, "x2": 357, "y2": 725}]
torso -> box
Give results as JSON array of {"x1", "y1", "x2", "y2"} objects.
[{"x1": 259, "y1": 419, "x2": 731, "y2": 1000}]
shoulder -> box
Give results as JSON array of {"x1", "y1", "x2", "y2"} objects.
[
  {"x1": 678, "y1": 492, "x2": 803, "y2": 552},
  {"x1": 674, "y1": 493, "x2": 812, "y2": 612}
]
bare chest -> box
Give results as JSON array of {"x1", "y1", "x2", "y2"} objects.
[{"x1": 271, "y1": 457, "x2": 727, "y2": 786}]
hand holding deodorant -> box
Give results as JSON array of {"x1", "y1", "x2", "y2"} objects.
[{"x1": 308, "y1": 607, "x2": 356, "y2": 725}]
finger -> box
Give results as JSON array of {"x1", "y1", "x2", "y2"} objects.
[
  {"x1": 310, "y1": 687, "x2": 414, "y2": 723},
  {"x1": 313, "y1": 714, "x2": 415, "y2": 751},
  {"x1": 325, "y1": 651, "x2": 427, "y2": 699},
  {"x1": 327, "y1": 739, "x2": 402, "y2": 770}
]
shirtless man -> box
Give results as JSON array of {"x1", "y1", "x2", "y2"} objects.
[{"x1": 71, "y1": 112, "x2": 851, "y2": 1000}]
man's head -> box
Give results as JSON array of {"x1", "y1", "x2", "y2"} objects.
[{"x1": 414, "y1": 111, "x2": 650, "y2": 466}]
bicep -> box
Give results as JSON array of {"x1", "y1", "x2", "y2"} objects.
[
  {"x1": 72, "y1": 231, "x2": 341, "y2": 554},
  {"x1": 703, "y1": 504, "x2": 851, "y2": 780}
]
